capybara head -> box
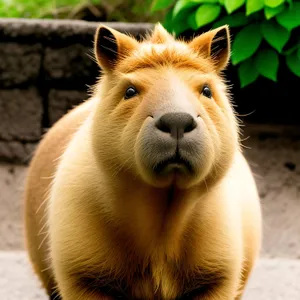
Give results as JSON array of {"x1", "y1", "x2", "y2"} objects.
[{"x1": 91, "y1": 24, "x2": 239, "y2": 189}]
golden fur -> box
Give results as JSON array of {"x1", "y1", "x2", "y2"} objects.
[{"x1": 24, "y1": 23, "x2": 262, "y2": 299}]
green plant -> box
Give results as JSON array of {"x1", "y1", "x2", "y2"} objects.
[
  {"x1": 0, "y1": 0, "x2": 86, "y2": 18},
  {"x1": 151, "y1": 0, "x2": 300, "y2": 87},
  {"x1": 0, "y1": 0, "x2": 161, "y2": 22}
]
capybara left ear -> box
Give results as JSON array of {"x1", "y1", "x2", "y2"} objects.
[
  {"x1": 94, "y1": 25, "x2": 138, "y2": 71},
  {"x1": 189, "y1": 25, "x2": 231, "y2": 72}
]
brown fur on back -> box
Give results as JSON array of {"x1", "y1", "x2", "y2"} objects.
[{"x1": 24, "y1": 99, "x2": 94, "y2": 294}]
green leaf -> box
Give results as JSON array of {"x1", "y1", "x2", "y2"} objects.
[
  {"x1": 163, "y1": 9, "x2": 175, "y2": 33},
  {"x1": 173, "y1": 0, "x2": 201, "y2": 17},
  {"x1": 264, "y1": 4, "x2": 285, "y2": 19},
  {"x1": 188, "y1": 10, "x2": 199, "y2": 30},
  {"x1": 255, "y1": 48, "x2": 279, "y2": 81},
  {"x1": 173, "y1": 0, "x2": 218, "y2": 18},
  {"x1": 238, "y1": 58, "x2": 259, "y2": 87},
  {"x1": 151, "y1": 0, "x2": 175, "y2": 12},
  {"x1": 224, "y1": 0, "x2": 246, "y2": 14},
  {"x1": 165, "y1": 3, "x2": 201, "y2": 35},
  {"x1": 194, "y1": 4, "x2": 221, "y2": 28},
  {"x1": 169, "y1": 7, "x2": 196, "y2": 34},
  {"x1": 231, "y1": 24, "x2": 263, "y2": 65},
  {"x1": 246, "y1": 0, "x2": 264, "y2": 16},
  {"x1": 286, "y1": 51, "x2": 300, "y2": 76},
  {"x1": 213, "y1": 12, "x2": 249, "y2": 28},
  {"x1": 261, "y1": 20, "x2": 290, "y2": 52},
  {"x1": 276, "y1": 3, "x2": 300, "y2": 31},
  {"x1": 264, "y1": 0, "x2": 285, "y2": 8},
  {"x1": 298, "y1": 48, "x2": 300, "y2": 60},
  {"x1": 172, "y1": 20, "x2": 192, "y2": 34}
]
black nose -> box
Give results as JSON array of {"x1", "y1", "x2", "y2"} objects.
[{"x1": 155, "y1": 112, "x2": 197, "y2": 139}]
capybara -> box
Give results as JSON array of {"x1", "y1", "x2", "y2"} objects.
[{"x1": 24, "y1": 23, "x2": 262, "y2": 299}]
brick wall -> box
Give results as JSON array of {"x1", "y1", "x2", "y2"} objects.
[{"x1": 0, "y1": 19, "x2": 153, "y2": 163}]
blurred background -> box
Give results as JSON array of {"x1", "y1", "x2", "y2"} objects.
[{"x1": 0, "y1": 0, "x2": 299, "y2": 299}]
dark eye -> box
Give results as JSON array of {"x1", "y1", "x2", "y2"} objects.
[
  {"x1": 124, "y1": 86, "x2": 138, "y2": 99},
  {"x1": 202, "y1": 85, "x2": 212, "y2": 98}
]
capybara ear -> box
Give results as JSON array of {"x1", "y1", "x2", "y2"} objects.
[
  {"x1": 150, "y1": 23, "x2": 174, "y2": 44},
  {"x1": 94, "y1": 25, "x2": 138, "y2": 71},
  {"x1": 189, "y1": 25, "x2": 230, "y2": 72}
]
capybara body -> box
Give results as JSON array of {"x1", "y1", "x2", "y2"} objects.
[{"x1": 24, "y1": 24, "x2": 262, "y2": 299}]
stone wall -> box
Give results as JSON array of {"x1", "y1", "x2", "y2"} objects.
[{"x1": 0, "y1": 19, "x2": 153, "y2": 163}]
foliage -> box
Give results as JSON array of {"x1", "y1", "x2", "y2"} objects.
[
  {"x1": 1, "y1": 0, "x2": 299, "y2": 87},
  {"x1": 0, "y1": 0, "x2": 161, "y2": 22},
  {"x1": 151, "y1": 0, "x2": 300, "y2": 87}
]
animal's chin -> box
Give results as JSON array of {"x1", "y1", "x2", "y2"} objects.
[
  {"x1": 153, "y1": 155, "x2": 193, "y2": 177},
  {"x1": 147, "y1": 153, "x2": 199, "y2": 188}
]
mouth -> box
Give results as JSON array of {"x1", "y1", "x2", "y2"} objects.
[{"x1": 153, "y1": 152, "x2": 193, "y2": 175}]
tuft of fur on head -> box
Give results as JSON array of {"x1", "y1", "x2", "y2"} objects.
[
  {"x1": 145, "y1": 23, "x2": 175, "y2": 44},
  {"x1": 90, "y1": 23, "x2": 240, "y2": 189}
]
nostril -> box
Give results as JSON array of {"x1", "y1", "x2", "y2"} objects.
[
  {"x1": 155, "y1": 117, "x2": 172, "y2": 133},
  {"x1": 184, "y1": 117, "x2": 197, "y2": 133}
]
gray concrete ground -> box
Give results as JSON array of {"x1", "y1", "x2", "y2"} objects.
[
  {"x1": 0, "y1": 128, "x2": 300, "y2": 298},
  {"x1": 0, "y1": 164, "x2": 27, "y2": 250}
]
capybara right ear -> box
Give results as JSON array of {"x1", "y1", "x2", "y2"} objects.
[
  {"x1": 189, "y1": 25, "x2": 231, "y2": 72},
  {"x1": 94, "y1": 25, "x2": 138, "y2": 72}
]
